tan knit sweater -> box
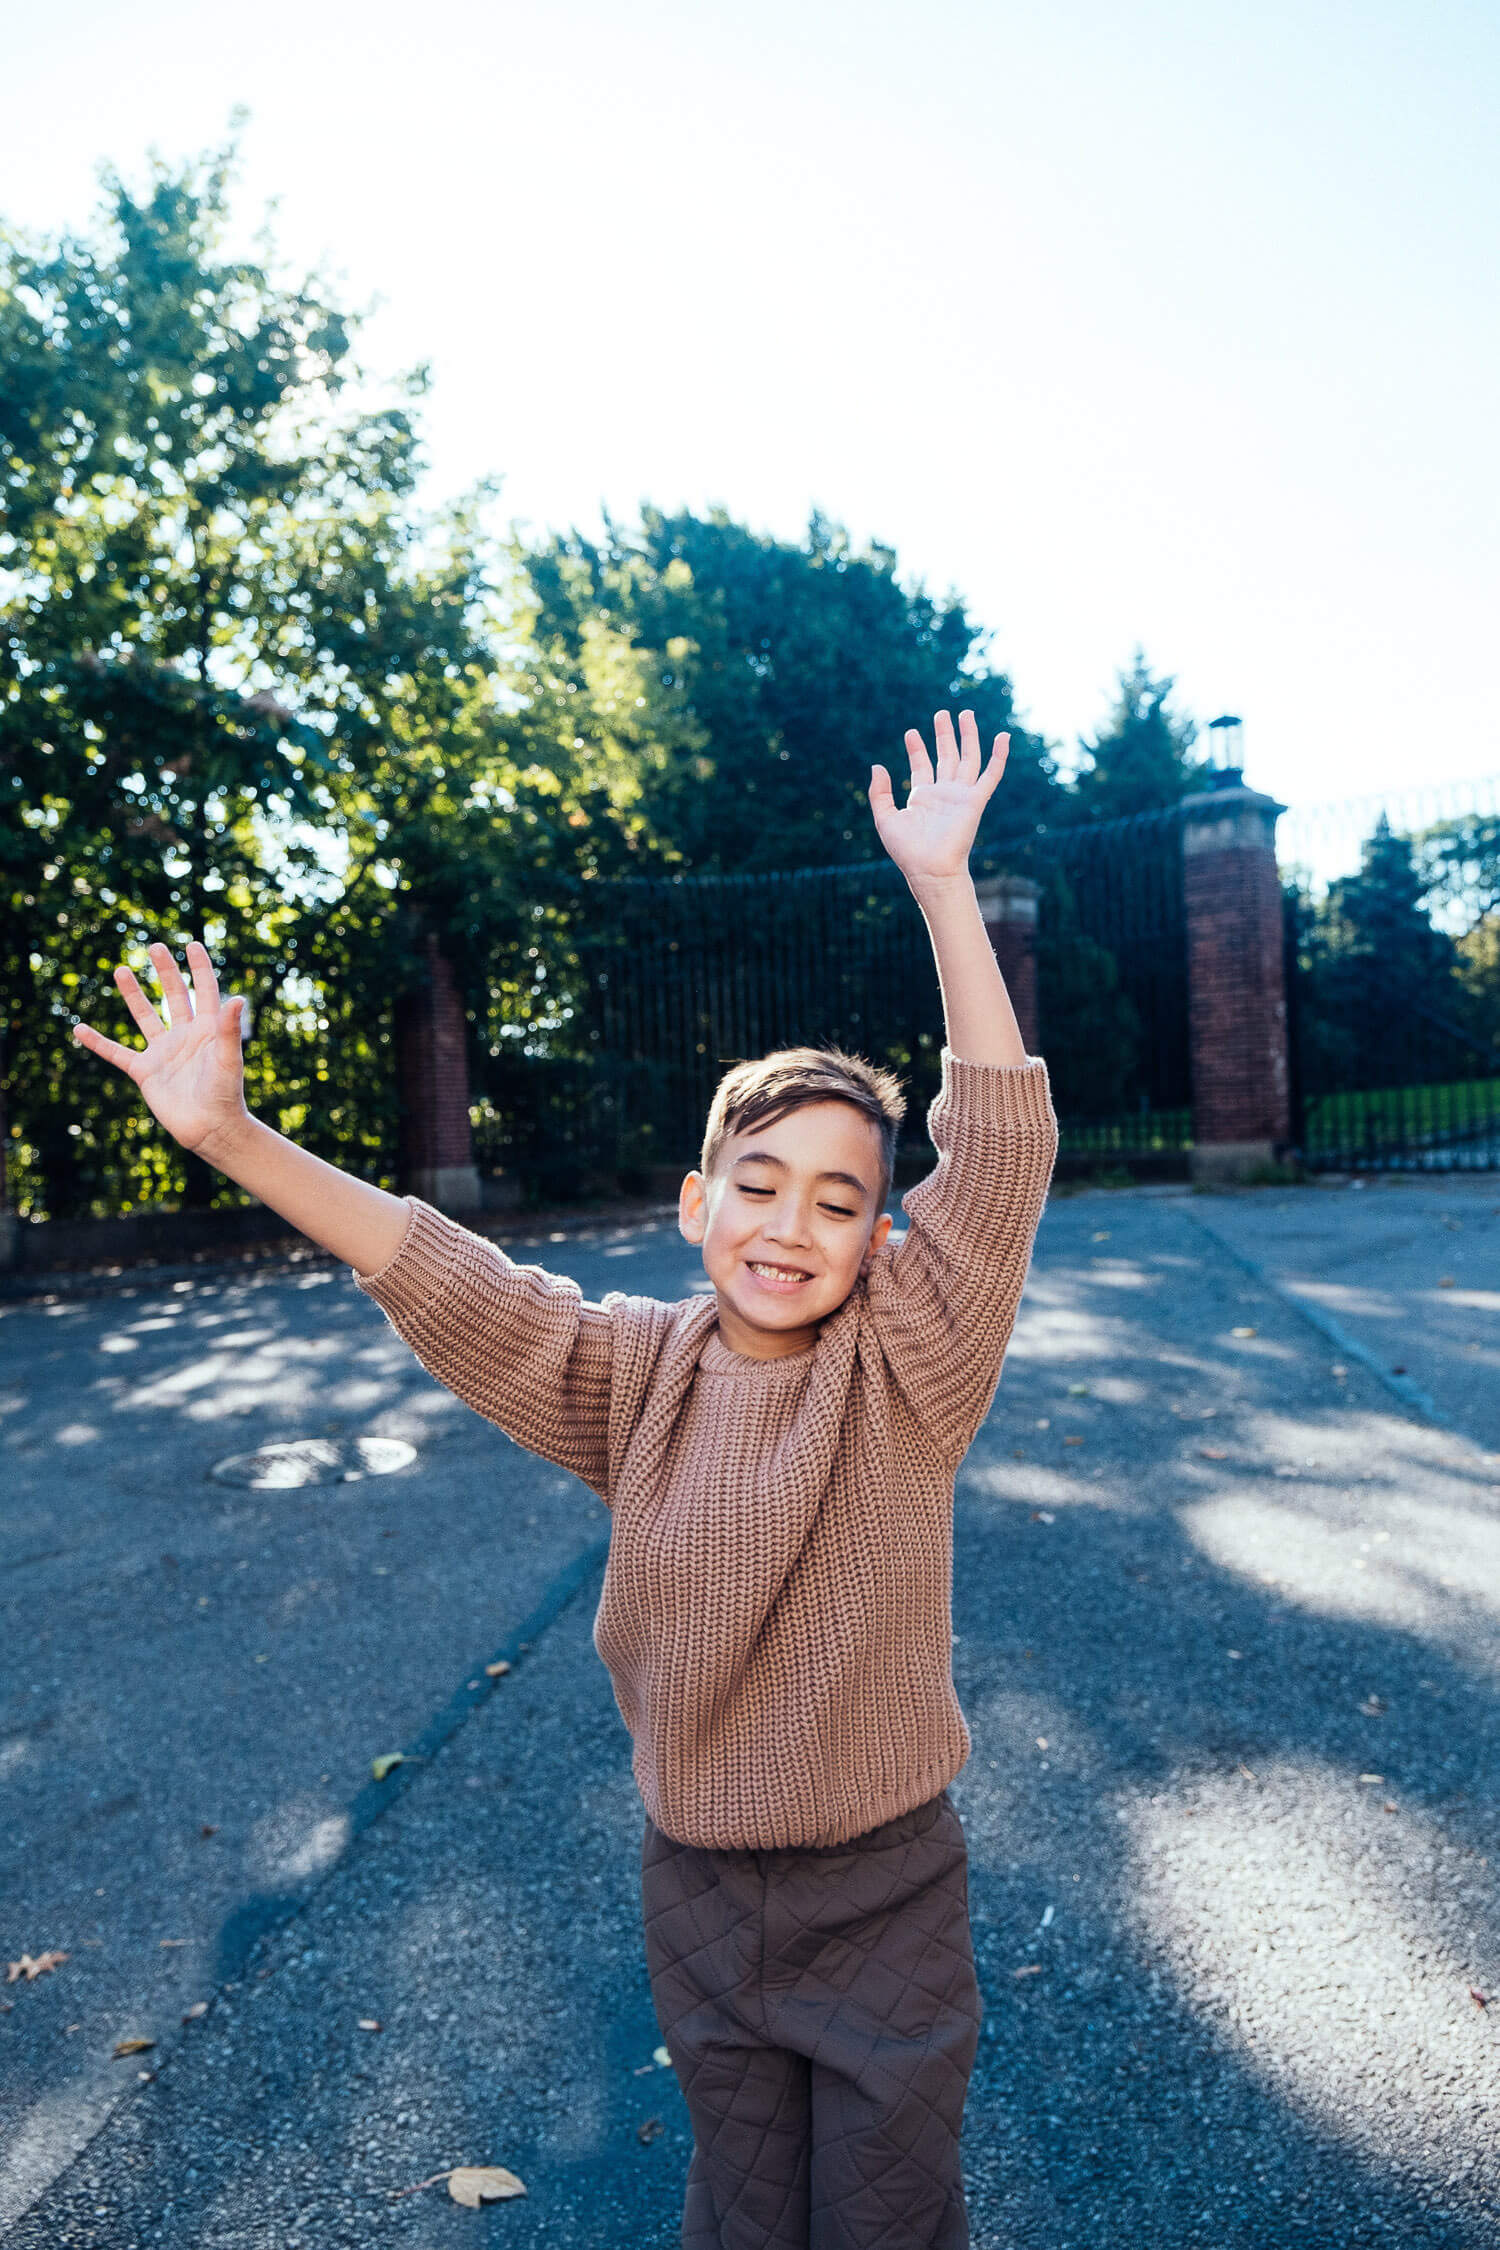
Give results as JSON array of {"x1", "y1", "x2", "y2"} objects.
[{"x1": 356, "y1": 1048, "x2": 1059, "y2": 1850}]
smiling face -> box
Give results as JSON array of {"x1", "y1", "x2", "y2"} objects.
[{"x1": 678, "y1": 1098, "x2": 895, "y2": 1360}]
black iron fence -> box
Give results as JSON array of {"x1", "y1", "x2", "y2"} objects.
[
  {"x1": 1279, "y1": 775, "x2": 1500, "y2": 1171},
  {"x1": 470, "y1": 808, "x2": 1196, "y2": 1199}
]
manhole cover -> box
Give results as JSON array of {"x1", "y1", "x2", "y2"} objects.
[{"x1": 210, "y1": 1437, "x2": 417, "y2": 1489}]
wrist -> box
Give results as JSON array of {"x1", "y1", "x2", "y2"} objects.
[
  {"x1": 195, "y1": 1107, "x2": 260, "y2": 1175},
  {"x1": 907, "y1": 870, "x2": 975, "y2": 908}
]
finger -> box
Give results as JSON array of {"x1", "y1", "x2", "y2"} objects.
[
  {"x1": 186, "y1": 939, "x2": 221, "y2": 1018},
  {"x1": 981, "y1": 732, "x2": 1011, "y2": 798},
  {"x1": 957, "y1": 709, "x2": 982, "y2": 776},
  {"x1": 868, "y1": 764, "x2": 897, "y2": 816},
  {"x1": 148, "y1": 942, "x2": 195, "y2": 1028},
  {"x1": 72, "y1": 1021, "x2": 145, "y2": 1080},
  {"x1": 114, "y1": 964, "x2": 166, "y2": 1042},
  {"x1": 903, "y1": 727, "x2": 934, "y2": 789},
  {"x1": 933, "y1": 708, "x2": 959, "y2": 779}
]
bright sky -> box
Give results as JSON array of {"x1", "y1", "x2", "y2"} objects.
[{"x1": 4, "y1": 0, "x2": 1497, "y2": 815}]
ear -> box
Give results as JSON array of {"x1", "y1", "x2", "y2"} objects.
[
  {"x1": 679, "y1": 1170, "x2": 708, "y2": 1245},
  {"x1": 858, "y1": 1209, "x2": 894, "y2": 1275}
]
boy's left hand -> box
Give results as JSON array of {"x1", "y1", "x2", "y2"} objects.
[{"x1": 868, "y1": 709, "x2": 1008, "y2": 890}]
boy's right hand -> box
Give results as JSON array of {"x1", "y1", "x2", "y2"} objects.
[{"x1": 72, "y1": 940, "x2": 252, "y2": 1161}]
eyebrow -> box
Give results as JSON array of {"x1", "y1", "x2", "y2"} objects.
[{"x1": 731, "y1": 1151, "x2": 871, "y2": 1198}]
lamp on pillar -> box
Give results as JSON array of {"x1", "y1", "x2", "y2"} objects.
[{"x1": 1205, "y1": 713, "x2": 1244, "y2": 790}]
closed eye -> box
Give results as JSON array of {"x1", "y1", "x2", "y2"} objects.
[{"x1": 737, "y1": 1186, "x2": 856, "y2": 1217}]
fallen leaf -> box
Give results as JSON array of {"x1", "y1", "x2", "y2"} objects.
[
  {"x1": 1238, "y1": 1763, "x2": 1257, "y2": 1781},
  {"x1": 637, "y1": 2117, "x2": 665, "y2": 2144},
  {"x1": 1031, "y1": 1509, "x2": 1055, "y2": 1524},
  {"x1": 1091, "y1": 1230, "x2": 1110, "y2": 1242},
  {"x1": 371, "y1": 1753, "x2": 407, "y2": 1781},
  {"x1": 632, "y1": 2063, "x2": 655, "y2": 2075},
  {"x1": 1034, "y1": 1417, "x2": 1050, "y2": 1429},
  {"x1": 200, "y1": 1824, "x2": 218, "y2": 1838},
  {"x1": 113, "y1": 2037, "x2": 154, "y2": 2057},
  {"x1": 653, "y1": 2045, "x2": 671, "y2": 2066},
  {"x1": 1231, "y1": 1326, "x2": 1257, "y2": 1339},
  {"x1": 1471, "y1": 1988, "x2": 1491, "y2": 2010},
  {"x1": 1012, "y1": 1447, "x2": 1026, "y2": 1459},
  {"x1": 1066, "y1": 1382, "x2": 1091, "y2": 1395},
  {"x1": 1358, "y1": 1774, "x2": 1384, "y2": 1786},
  {"x1": 1383, "y1": 1801, "x2": 1397, "y2": 1813},
  {"x1": 158, "y1": 1938, "x2": 188, "y2": 1948},
  {"x1": 358, "y1": 2018, "x2": 382, "y2": 2032},
  {"x1": 1359, "y1": 1695, "x2": 1387, "y2": 1717},
  {"x1": 1036, "y1": 1736, "x2": 1049, "y2": 1750},
  {"x1": 1199, "y1": 1446, "x2": 1229, "y2": 1460},
  {"x1": 6, "y1": 1951, "x2": 68, "y2": 1983},
  {"x1": 484, "y1": 1661, "x2": 512, "y2": 1678},
  {"x1": 1227, "y1": 1650, "x2": 1244, "y2": 1660},
  {"x1": 182, "y1": 2001, "x2": 209, "y2": 2021},
  {"x1": 448, "y1": 2166, "x2": 527, "y2": 2206},
  {"x1": 1013, "y1": 1964, "x2": 1043, "y2": 1977}
]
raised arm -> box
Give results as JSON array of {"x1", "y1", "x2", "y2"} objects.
[
  {"x1": 868, "y1": 708, "x2": 1027, "y2": 1069},
  {"x1": 71, "y1": 940, "x2": 410, "y2": 1276},
  {"x1": 864, "y1": 710, "x2": 1059, "y2": 1461}
]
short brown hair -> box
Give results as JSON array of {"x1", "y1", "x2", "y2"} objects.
[{"x1": 700, "y1": 1044, "x2": 908, "y2": 1215}]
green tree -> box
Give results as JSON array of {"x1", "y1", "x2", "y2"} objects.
[
  {"x1": 1065, "y1": 649, "x2": 1209, "y2": 821},
  {"x1": 521, "y1": 506, "x2": 1061, "y2": 874},
  {"x1": 1293, "y1": 813, "x2": 1479, "y2": 1094},
  {"x1": 0, "y1": 140, "x2": 525, "y2": 1217}
]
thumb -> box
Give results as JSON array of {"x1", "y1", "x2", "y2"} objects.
[{"x1": 217, "y1": 996, "x2": 247, "y2": 1055}]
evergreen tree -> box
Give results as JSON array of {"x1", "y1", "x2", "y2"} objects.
[{"x1": 1065, "y1": 649, "x2": 1209, "y2": 822}]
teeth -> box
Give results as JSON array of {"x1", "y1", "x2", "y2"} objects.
[{"x1": 749, "y1": 1263, "x2": 809, "y2": 1280}]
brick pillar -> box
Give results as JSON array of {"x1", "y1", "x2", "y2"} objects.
[
  {"x1": 1181, "y1": 785, "x2": 1292, "y2": 1183},
  {"x1": 974, "y1": 875, "x2": 1041, "y2": 1054},
  {"x1": 395, "y1": 932, "x2": 482, "y2": 1211}
]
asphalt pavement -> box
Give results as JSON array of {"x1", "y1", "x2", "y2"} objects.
[{"x1": 2, "y1": 1175, "x2": 1497, "y2": 2248}]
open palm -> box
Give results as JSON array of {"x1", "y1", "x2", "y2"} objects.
[
  {"x1": 71, "y1": 941, "x2": 250, "y2": 1156},
  {"x1": 869, "y1": 708, "x2": 1008, "y2": 886}
]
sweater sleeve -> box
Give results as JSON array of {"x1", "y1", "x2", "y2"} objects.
[
  {"x1": 864, "y1": 1047, "x2": 1060, "y2": 1468},
  {"x1": 353, "y1": 1198, "x2": 620, "y2": 1505}
]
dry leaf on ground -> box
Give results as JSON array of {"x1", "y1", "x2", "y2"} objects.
[
  {"x1": 484, "y1": 1660, "x2": 512, "y2": 1677},
  {"x1": 371, "y1": 1753, "x2": 407, "y2": 1781},
  {"x1": 113, "y1": 2037, "x2": 154, "y2": 2056},
  {"x1": 182, "y1": 2001, "x2": 209, "y2": 2021},
  {"x1": 1231, "y1": 1326, "x2": 1257, "y2": 1339},
  {"x1": 1198, "y1": 1446, "x2": 1229, "y2": 1460},
  {"x1": 7, "y1": 1951, "x2": 68, "y2": 1983},
  {"x1": 448, "y1": 2166, "x2": 527, "y2": 2206},
  {"x1": 637, "y1": 2118, "x2": 665, "y2": 2144}
]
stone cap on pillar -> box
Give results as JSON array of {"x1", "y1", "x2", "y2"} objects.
[
  {"x1": 1179, "y1": 785, "x2": 1287, "y2": 854},
  {"x1": 972, "y1": 873, "x2": 1040, "y2": 925}
]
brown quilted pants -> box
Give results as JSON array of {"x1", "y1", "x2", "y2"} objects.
[{"x1": 640, "y1": 1789, "x2": 983, "y2": 2249}]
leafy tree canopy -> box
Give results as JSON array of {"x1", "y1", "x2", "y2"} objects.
[{"x1": 521, "y1": 505, "x2": 1060, "y2": 873}]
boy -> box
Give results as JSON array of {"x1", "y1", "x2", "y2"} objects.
[{"x1": 73, "y1": 708, "x2": 1060, "y2": 2247}]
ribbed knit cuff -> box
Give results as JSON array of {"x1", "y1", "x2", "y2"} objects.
[
  {"x1": 932, "y1": 1047, "x2": 1056, "y2": 1136},
  {"x1": 353, "y1": 1196, "x2": 466, "y2": 1323}
]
